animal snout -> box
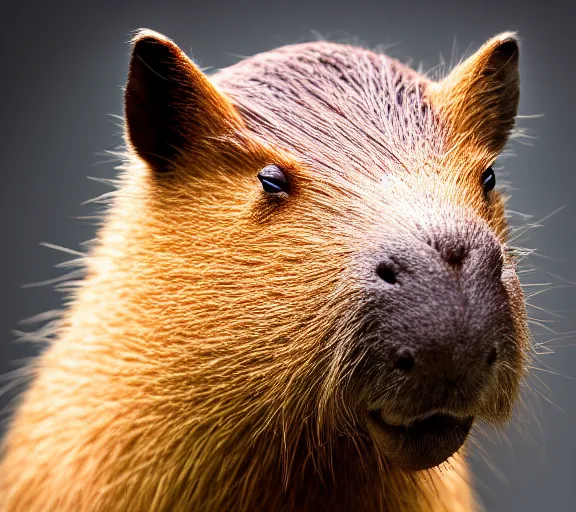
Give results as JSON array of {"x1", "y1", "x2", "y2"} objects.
[
  {"x1": 390, "y1": 341, "x2": 499, "y2": 388},
  {"x1": 374, "y1": 224, "x2": 503, "y2": 287},
  {"x1": 367, "y1": 221, "x2": 510, "y2": 401}
]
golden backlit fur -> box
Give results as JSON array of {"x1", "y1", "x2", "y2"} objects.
[{"x1": 0, "y1": 30, "x2": 529, "y2": 511}]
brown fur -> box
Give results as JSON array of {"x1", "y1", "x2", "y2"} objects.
[{"x1": 0, "y1": 30, "x2": 529, "y2": 511}]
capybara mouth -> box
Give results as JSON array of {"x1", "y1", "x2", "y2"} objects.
[{"x1": 368, "y1": 410, "x2": 474, "y2": 471}]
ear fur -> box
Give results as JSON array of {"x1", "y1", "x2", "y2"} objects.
[
  {"x1": 124, "y1": 29, "x2": 243, "y2": 172},
  {"x1": 431, "y1": 32, "x2": 520, "y2": 155}
]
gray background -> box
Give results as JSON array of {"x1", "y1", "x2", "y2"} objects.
[{"x1": 1, "y1": 0, "x2": 574, "y2": 510}]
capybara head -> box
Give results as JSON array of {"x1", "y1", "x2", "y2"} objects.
[
  {"x1": 17, "y1": 29, "x2": 527, "y2": 510},
  {"x1": 125, "y1": 27, "x2": 527, "y2": 458}
]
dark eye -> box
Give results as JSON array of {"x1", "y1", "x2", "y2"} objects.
[
  {"x1": 481, "y1": 166, "x2": 496, "y2": 195},
  {"x1": 257, "y1": 165, "x2": 288, "y2": 194}
]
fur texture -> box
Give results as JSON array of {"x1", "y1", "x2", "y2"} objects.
[{"x1": 0, "y1": 30, "x2": 529, "y2": 511}]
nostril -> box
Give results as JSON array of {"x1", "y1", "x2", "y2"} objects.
[
  {"x1": 394, "y1": 351, "x2": 415, "y2": 372},
  {"x1": 376, "y1": 262, "x2": 398, "y2": 285},
  {"x1": 486, "y1": 347, "x2": 498, "y2": 366},
  {"x1": 442, "y1": 244, "x2": 467, "y2": 266}
]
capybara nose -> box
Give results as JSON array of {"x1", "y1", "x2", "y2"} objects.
[
  {"x1": 391, "y1": 342, "x2": 499, "y2": 388},
  {"x1": 375, "y1": 228, "x2": 488, "y2": 286},
  {"x1": 373, "y1": 221, "x2": 506, "y2": 393}
]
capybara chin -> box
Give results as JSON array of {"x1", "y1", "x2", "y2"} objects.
[{"x1": 0, "y1": 29, "x2": 530, "y2": 512}]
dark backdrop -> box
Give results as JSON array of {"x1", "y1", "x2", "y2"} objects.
[{"x1": 1, "y1": 1, "x2": 574, "y2": 510}]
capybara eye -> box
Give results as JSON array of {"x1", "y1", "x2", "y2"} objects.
[
  {"x1": 257, "y1": 165, "x2": 288, "y2": 194},
  {"x1": 481, "y1": 166, "x2": 496, "y2": 195}
]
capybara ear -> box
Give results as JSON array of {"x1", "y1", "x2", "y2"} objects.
[
  {"x1": 124, "y1": 29, "x2": 243, "y2": 172},
  {"x1": 431, "y1": 32, "x2": 520, "y2": 155}
]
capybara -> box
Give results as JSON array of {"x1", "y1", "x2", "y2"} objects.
[{"x1": 0, "y1": 29, "x2": 529, "y2": 511}]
